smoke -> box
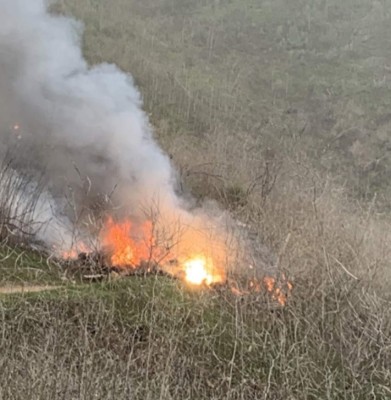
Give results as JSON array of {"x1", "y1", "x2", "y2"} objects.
[
  {"x1": 0, "y1": 0, "x2": 188, "y2": 247},
  {"x1": 0, "y1": 0, "x2": 241, "y2": 271}
]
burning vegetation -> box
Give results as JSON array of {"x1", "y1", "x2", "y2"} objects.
[
  {"x1": 101, "y1": 217, "x2": 153, "y2": 268},
  {"x1": 0, "y1": 0, "x2": 293, "y2": 307},
  {"x1": 61, "y1": 216, "x2": 292, "y2": 305}
]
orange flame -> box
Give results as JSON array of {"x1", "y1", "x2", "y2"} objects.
[
  {"x1": 100, "y1": 217, "x2": 152, "y2": 267},
  {"x1": 262, "y1": 276, "x2": 292, "y2": 306},
  {"x1": 230, "y1": 275, "x2": 293, "y2": 306},
  {"x1": 263, "y1": 276, "x2": 275, "y2": 292},
  {"x1": 57, "y1": 216, "x2": 292, "y2": 305},
  {"x1": 61, "y1": 242, "x2": 91, "y2": 260}
]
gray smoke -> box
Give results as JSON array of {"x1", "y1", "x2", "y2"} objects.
[{"x1": 0, "y1": 0, "x2": 185, "y2": 249}]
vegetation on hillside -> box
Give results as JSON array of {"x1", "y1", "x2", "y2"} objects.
[
  {"x1": 56, "y1": 0, "x2": 391, "y2": 205},
  {"x1": 1, "y1": 1, "x2": 391, "y2": 398},
  {"x1": 1, "y1": 276, "x2": 391, "y2": 399}
]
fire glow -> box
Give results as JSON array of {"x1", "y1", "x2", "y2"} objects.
[
  {"x1": 61, "y1": 217, "x2": 292, "y2": 304},
  {"x1": 101, "y1": 217, "x2": 152, "y2": 268},
  {"x1": 3, "y1": 2, "x2": 292, "y2": 305},
  {"x1": 183, "y1": 256, "x2": 223, "y2": 286},
  {"x1": 229, "y1": 275, "x2": 292, "y2": 306},
  {"x1": 99, "y1": 218, "x2": 224, "y2": 286}
]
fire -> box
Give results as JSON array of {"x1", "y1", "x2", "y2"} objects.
[
  {"x1": 263, "y1": 276, "x2": 275, "y2": 292},
  {"x1": 102, "y1": 219, "x2": 135, "y2": 266},
  {"x1": 100, "y1": 218, "x2": 225, "y2": 285},
  {"x1": 183, "y1": 257, "x2": 220, "y2": 286},
  {"x1": 230, "y1": 275, "x2": 293, "y2": 306},
  {"x1": 62, "y1": 248, "x2": 79, "y2": 260},
  {"x1": 101, "y1": 217, "x2": 151, "y2": 268},
  {"x1": 257, "y1": 276, "x2": 292, "y2": 306},
  {"x1": 57, "y1": 216, "x2": 293, "y2": 305},
  {"x1": 61, "y1": 242, "x2": 91, "y2": 260}
]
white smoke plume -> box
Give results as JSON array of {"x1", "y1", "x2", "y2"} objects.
[
  {"x1": 0, "y1": 0, "x2": 188, "y2": 247},
  {"x1": 0, "y1": 0, "x2": 239, "y2": 271}
]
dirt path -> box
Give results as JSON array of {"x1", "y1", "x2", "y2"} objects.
[{"x1": 0, "y1": 285, "x2": 61, "y2": 295}]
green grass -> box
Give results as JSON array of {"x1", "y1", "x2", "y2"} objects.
[
  {"x1": 0, "y1": 245, "x2": 64, "y2": 285},
  {"x1": 2, "y1": 1, "x2": 391, "y2": 398},
  {"x1": 1, "y1": 274, "x2": 390, "y2": 399}
]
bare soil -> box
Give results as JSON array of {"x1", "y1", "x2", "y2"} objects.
[{"x1": 0, "y1": 285, "x2": 61, "y2": 295}]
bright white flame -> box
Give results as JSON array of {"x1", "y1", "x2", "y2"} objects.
[{"x1": 184, "y1": 257, "x2": 214, "y2": 285}]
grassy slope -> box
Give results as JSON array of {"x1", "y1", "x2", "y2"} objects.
[
  {"x1": 1, "y1": 275, "x2": 390, "y2": 399},
  {"x1": 1, "y1": 1, "x2": 391, "y2": 399},
  {"x1": 0, "y1": 245, "x2": 64, "y2": 286},
  {"x1": 56, "y1": 0, "x2": 391, "y2": 205}
]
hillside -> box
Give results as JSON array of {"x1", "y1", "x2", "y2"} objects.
[
  {"x1": 56, "y1": 0, "x2": 391, "y2": 205},
  {"x1": 1, "y1": 261, "x2": 390, "y2": 399},
  {"x1": 1, "y1": 1, "x2": 391, "y2": 399}
]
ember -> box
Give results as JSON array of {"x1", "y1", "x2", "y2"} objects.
[
  {"x1": 60, "y1": 217, "x2": 292, "y2": 305},
  {"x1": 61, "y1": 242, "x2": 91, "y2": 260},
  {"x1": 235, "y1": 275, "x2": 293, "y2": 306}
]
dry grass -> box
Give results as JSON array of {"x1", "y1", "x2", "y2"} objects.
[
  {"x1": 55, "y1": 0, "x2": 391, "y2": 204},
  {"x1": 0, "y1": 277, "x2": 390, "y2": 400},
  {"x1": 0, "y1": 159, "x2": 43, "y2": 244},
  {"x1": 1, "y1": 0, "x2": 391, "y2": 398}
]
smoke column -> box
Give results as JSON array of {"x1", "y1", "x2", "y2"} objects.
[{"x1": 0, "y1": 0, "x2": 190, "y2": 247}]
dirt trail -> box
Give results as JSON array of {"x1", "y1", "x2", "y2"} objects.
[{"x1": 0, "y1": 285, "x2": 61, "y2": 295}]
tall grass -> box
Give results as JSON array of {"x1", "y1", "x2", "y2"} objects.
[
  {"x1": 1, "y1": 1, "x2": 391, "y2": 399},
  {"x1": 0, "y1": 157, "x2": 45, "y2": 245},
  {"x1": 0, "y1": 276, "x2": 390, "y2": 399}
]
